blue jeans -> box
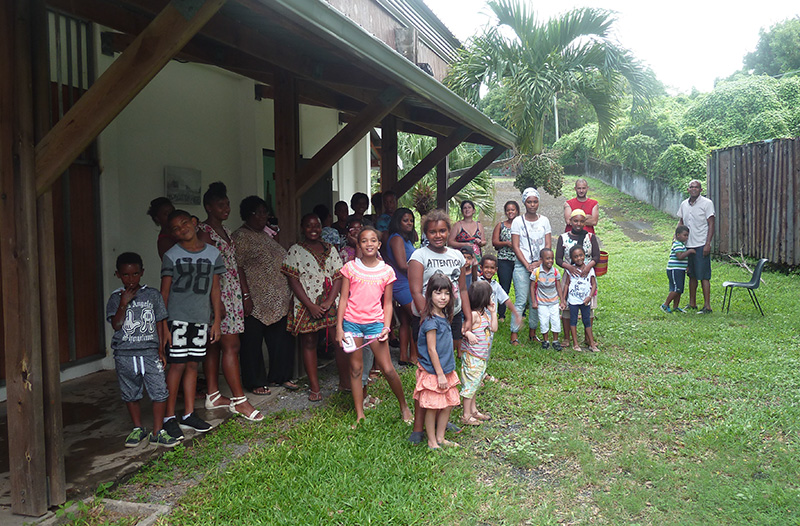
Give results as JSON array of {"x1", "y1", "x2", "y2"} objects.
[
  {"x1": 511, "y1": 262, "x2": 538, "y2": 333},
  {"x1": 496, "y1": 259, "x2": 515, "y2": 318}
]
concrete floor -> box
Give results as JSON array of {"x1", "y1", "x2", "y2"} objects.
[{"x1": 0, "y1": 357, "x2": 341, "y2": 525}]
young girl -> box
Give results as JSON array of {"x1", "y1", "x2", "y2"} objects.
[
  {"x1": 336, "y1": 227, "x2": 413, "y2": 425},
  {"x1": 147, "y1": 197, "x2": 175, "y2": 260},
  {"x1": 415, "y1": 274, "x2": 461, "y2": 448},
  {"x1": 339, "y1": 217, "x2": 363, "y2": 264},
  {"x1": 562, "y1": 245, "x2": 600, "y2": 352},
  {"x1": 282, "y1": 213, "x2": 345, "y2": 401},
  {"x1": 460, "y1": 280, "x2": 498, "y2": 426}
]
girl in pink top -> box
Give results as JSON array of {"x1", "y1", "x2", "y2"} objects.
[{"x1": 336, "y1": 227, "x2": 413, "y2": 426}]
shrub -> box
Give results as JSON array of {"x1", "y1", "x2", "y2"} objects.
[
  {"x1": 619, "y1": 134, "x2": 660, "y2": 175},
  {"x1": 511, "y1": 151, "x2": 564, "y2": 198},
  {"x1": 746, "y1": 110, "x2": 791, "y2": 142},
  {"x1": 552, "y1": 123, "x2": 598, "y2": 166},
  {"x1": 653, "y1": 144, "x2": 707, "y2": 192}
]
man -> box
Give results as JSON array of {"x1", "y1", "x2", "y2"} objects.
[
  {"x1": 563, "y1": 179, "x2": 599, "y2": 233},
  {"x1": 677, "y1": 179, "x2": 715, "y2": 314}
]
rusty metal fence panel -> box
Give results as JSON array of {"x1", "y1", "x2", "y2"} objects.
[{"x1": 708, "y1": 138, "x2": 800, "y2": 266}]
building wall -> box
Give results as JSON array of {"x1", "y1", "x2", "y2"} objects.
[{"x1": 94, "y1": 44, "x2": 369, "y2": 365}]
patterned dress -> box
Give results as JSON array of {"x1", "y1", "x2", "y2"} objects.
[
  {"x1": 454, "y1": 222, "x2": 482, "y2": 257},
  {"x1": 281, "y1": 242, "x2": 343, "y2": 335},
  {"x1": 497, "y1": 222, "x2": 515, "y2": 262},
  {"x1": 198, "y1": 223, "x2": 245, "y2": 335}
]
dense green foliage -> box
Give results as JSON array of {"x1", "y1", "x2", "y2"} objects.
[
  {"x1": 509, "y1": 151, "x2": 564, "y2": 197},
  {"x1": 743, "y1": 17, "x2": 800, "y2": 77},
  {"x1": 553, "y1": 73, "x2": 800, "y2": 191}
]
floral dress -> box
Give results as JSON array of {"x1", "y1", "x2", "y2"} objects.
[
  {"x1": 281, "y1": 241, "x2": 343, "y2": 335},
  {"x1": 497, "y1": 222, "x2": 515, "y2": 261},
  {"x1": 198, "y1": 223, "x2": 245, "y2": 335}
]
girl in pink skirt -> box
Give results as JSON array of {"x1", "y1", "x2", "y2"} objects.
[{"x1": 414, "y1": 274, "x2": 461, "y2": 449}]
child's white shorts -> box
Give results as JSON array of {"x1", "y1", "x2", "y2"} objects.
[{"x1": 537, "y1": 303, "x2": 561, "y2": 333}]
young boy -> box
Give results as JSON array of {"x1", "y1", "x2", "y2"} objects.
[
  {"x1": 478, "y1": 255, "x2": 522, "y2": 328},
  {"x1": 662, "y1": 225, "x2": 696, "y2": 313},
  {"x1": 107, "y1": 252, "x2": 178, "y2": 448},
  {"x1": 161, "y1": 210, "x2": 225, "y2": 440},
  {"x1": 530, "y1": 248, "x2": 565, "y2": 350}
]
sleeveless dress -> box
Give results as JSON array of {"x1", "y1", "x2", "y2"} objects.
[
  {"x1": 497, "y1": 222, "x2": 515, "y2": 261},
  {"x1": 455, "y1": 223, "x2": 482, "y2": 257},
  {"x1": 198, "y1": 223, "x2": 245, "y2": 335}
]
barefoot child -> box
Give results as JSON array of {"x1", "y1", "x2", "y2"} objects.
[
  {"x1": 107, "y1": 252, "x2": 178, "y2": 447},
  {"x1": 460, "y1": 280, "x2": 497, "y2": 426},
  {"x1": 161, "y1": 210, "x2": 225, "y2": 440},
  {"x1": 530, "y1": 248, "x2": 565, "y2": 350},
  {"x1": 662, "y1": 225, "x2": 695, "y2": 313},
  {"x1": 336, "y1": 226, "x2": 413, "y2": 426},
  {"x1": 478, "y1": 255, "x2": 521, "y2": 328},
  {"x1": 562, "y1": 245, "x2": 599, "y2": 352},
  {"x1": 415, "y1": 274, "x2": 461, "y2": 448}
]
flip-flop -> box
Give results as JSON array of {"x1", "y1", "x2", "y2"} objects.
[
  {"x1": 281, "y1": 381, "x2": 300, "y2": 391},
  {"x1": 510, "y1": 339, "x2": 520, "y2": 346},
  {"x1": 308, "y1": 390, "x2": 322, "y2": 402},
  {"x1": 251, "y1": 386, "x2": 271, "y2": 396},
  {"x1": 473, "y1": 412, "x2": 492, "y2": 421}
]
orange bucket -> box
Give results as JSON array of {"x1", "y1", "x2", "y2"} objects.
[{"x1": 595, "y1": 251, "x2": 609, "y2": 276}]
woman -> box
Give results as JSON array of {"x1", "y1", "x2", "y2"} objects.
[
  {"x1": 198, "y1": 182, "x2": 263, "y2": 421},
  {"x1": 555, "y1": 209, "x2": 600, "y2": 346},
  {"x1": 385, "y1": 207, "x2": 419, "y2": 365},
  {"x1": 147, "y1": 197, "x2": 175, "y2": 260},
  {"x1": 232, "y1": 196, "x2": 299, "y2": 393},
  {"x1": 448, "y1": 200, "x2": 485, "y2": 257},
  {"x1": 510, "y1": 188, "x2": 551, "y2": 346},
  {"x1": 491, "y1": 200, "x2": 520, "y2": 321},
  {"x1": 281, "y1": 213, "x2": 344, "y2": 401}
]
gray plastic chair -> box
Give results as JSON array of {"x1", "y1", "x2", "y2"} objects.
[{"x1": 721, "y1": 258, "x2": 768, "y2": 316}]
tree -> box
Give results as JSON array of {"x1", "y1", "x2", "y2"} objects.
[
  {"x1": 446, "y1": 0, "x2": 658, "y2": 155},
  {"x1": 743, "y1": 18, "x2": 800, "y2": 77}
]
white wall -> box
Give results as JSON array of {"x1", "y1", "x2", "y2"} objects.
[{"x1": 94, "y1": 51, "x2": 368, "y2": 361}]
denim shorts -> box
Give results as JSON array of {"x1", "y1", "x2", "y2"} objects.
[{"x1": 342, "y1": 320, "x2": 384, "y2": 338}]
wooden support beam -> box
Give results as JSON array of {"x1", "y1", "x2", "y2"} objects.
[
  {"x1": 274, "y1": 70, "x2": 300, "y2": 246},
  {"x1": 1, "y1": 0, "x2": 48, "y2": 515},
  {"x1": 436, "y1": 151, "x2": 448, "y2": 211},
  {"x1": 380, "y1": 115, "x2": 398, "y2": 191},
  {"x1": 447, "y1": 145, "x2": 507, "y2": 199},
  {"x1": 295, "y1": 87, "x2": 405, "y2": 197},
  {"x1": 32, "y1": 0, "x2": 65, "y2": 507},
  {"x1": 34, "y1": 0, "x2": 226, "y2": 196},
  {"x1": 392, "y1": 126, "x2": 472, "y2": 198}
]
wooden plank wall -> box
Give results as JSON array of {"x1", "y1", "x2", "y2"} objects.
[{"x1": 708, "y1": 138, "x2": 800, "y2": 266}]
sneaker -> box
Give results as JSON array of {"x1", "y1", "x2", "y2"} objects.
[
  {"x1": 673, "y1": 307, "x2": 687, "y2": 313},
  {"x1": 124, "y1": 427, "x2": 147, "y2": 448},
  {"x1": 445, "y1": 422, "x2": 462, "y2": 434},
  {"x1": 408, "y1": 431, "x2": 424, "y2": 444},
  {"x1": 697, "y1": 307, "x2": 713, "y2": 315},
  {"x1": 684, "y1": 305, "x2": 698, "y2": 311},
  {"x1": 541, "y1": 341, "x2": 550, "y2": 350},
  {"x1": 179, "y1": 413, "x2": 212, "y2": 433},
  {"x1": 163, "y1": 418, "x2": 184, "y2": 440},
  {"x1": 552, "y1": 341, "x2": 563, "y2": 351},
  {"x1": 150, "y1": 429, "x2": 180, "y2": 448},
  {"x1": 660, "y1": 304, "x2": 672, "y2": 314}
]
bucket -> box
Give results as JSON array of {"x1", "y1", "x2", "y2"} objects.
[{"x1": 595, "y1": 251, "x2": 609, "y2": 276}]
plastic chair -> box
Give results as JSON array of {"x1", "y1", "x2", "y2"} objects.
[{"x1": 721, "y1": 258, "x2": 768, "y2": 316}]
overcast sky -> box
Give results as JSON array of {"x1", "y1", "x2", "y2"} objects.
[{"x1": 424, "y1": 0, "x2": 799, "y2": 93}]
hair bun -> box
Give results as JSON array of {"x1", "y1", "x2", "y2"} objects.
[{"x1": 208, "y1": 181, "x2": 227, "y2": 194}]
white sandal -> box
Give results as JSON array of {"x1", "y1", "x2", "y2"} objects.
[
  {"x1": 205, "y1": 390, "x2": 228, "y2": 410},
  {"x1": 229, "y1": 396, "x2": 264, "y2": 422}
]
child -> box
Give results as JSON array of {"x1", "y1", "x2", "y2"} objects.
[
  {"x1": 107, "y1": 252, "x2": 178, "y2": 448},
  {"x1": 478, "y1": 255, "x2": 522, "y2": 328},
  {"x1": 530, "y1": 248, "x2": 565, "y2": 350},
  {"x1": 336, "y1": 226, "x2": 413, "y2": 426},
  {"x1": 147, "y1": 197, "x2": 175, "y2": 260},
  {"x1": 460, "y1": 280, "x2": 498, "y2": 426},
  {"x1": 460, "y1": 247, "x2": 478, "y2": 290},
  {"x1": 339, "y1": 217, "x2": 363, "y2": 264},
  {"x1": 662, "y1": 225, "x2": 695, "y2": 313},
  {"x1": 414, "y1": 274, "x2": 461, "y2": 449},
  {"x1": 562, "y1": 245, "x2": 599, "y2": 352},
  {"x1": 161, "y1": 210, "x2": 225, "y2": 440},
  {"x1": 282, "y1": 213, "x2": 345, "y2": 401}
]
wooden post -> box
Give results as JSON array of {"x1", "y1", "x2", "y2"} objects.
[
  {"x1": 35, "y1": 0, "x2": 226, "y2": 196},
  {"x1": 1, "y1": 0, "x2": 48, "y2": 515},
  {"x1": 380, "y1": 115, "x2": 397, "y2": 191},
  {"x1": 274, "y1": 70, "x2": 300, "y2": 246},
  {"x1": 436, "y1": 152, "x2": 448, "y2": 211},
  {"x1": 32, "y1": 0, "x2": 66, "y2": 506}
]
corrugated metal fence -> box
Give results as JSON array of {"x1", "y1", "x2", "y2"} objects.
[{"x1": 708, "y1": 138, "x2": 800, "y2": 265}]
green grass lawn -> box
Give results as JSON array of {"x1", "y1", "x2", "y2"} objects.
[{"x1": 114, "y1": 177, "x2": 800, "y2": 525}]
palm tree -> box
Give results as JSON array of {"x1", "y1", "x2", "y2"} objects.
[{"x1": 446, "y1": 0, "x2": 658, "y2": 155}]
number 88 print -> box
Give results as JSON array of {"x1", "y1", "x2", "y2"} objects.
[{"x1": 172, "y1": 257, "x2": 213, "y2": 294}]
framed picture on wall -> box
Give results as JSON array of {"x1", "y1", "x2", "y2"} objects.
[{"x1": 165, "y1": 166, "x2": 201, "y2": 205}]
